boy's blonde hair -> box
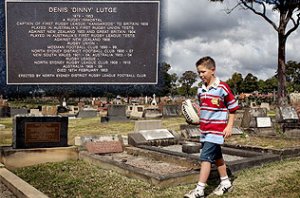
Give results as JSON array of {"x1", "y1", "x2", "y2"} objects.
[{"x1": 195, "y1": 56, "x2": 216, "y2": 69}]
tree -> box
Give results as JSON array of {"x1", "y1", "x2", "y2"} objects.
[
  {"x1": 226, "y1": 72, "x2": 243, "y2": 95},
  {"x1": 210, "y1": 0, "x2": 300, "y2": 105},
  {"x1": 178, "y1": 70, "x2": 197, "y2": 96},
  {"x1": 169, "y1": 73, "x2": 178, "y2": 96},
  {"x1": 286, "y1": 60, "x2": 300, "y2": 92},
  {"x1": 241, "y1": 73, "x2": 258, "y2": 93}
]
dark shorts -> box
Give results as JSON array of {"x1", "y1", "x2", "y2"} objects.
[{"x1": 200, "y1": 141, "x2": 223, "y2": 163}]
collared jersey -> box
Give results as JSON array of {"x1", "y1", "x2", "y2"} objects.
[{"x1": 197, "y1": 77, "x2": 239, "y2": 144}]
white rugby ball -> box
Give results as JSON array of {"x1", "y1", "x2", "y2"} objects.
[{"x1": 182, "y1": 99, "x2": 201, "y2": 125}]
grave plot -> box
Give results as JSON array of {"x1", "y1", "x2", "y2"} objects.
[
  {"x1": 79, "y1": 141, "x2": 280, "y2": 188},
  {"x1": 136, "y1": 143, "x2": 280, "y2": 173},
  {"x1": 79, "y1": 147, "x2": 200, "y2": 188}
]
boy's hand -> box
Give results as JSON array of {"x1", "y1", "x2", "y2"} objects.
[{"x1": 223, "y1": 126, "x2": 232, "y2": 138}]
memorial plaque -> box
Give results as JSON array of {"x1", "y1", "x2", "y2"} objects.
[
  {"x1": 6, "y1": 0, "x2": 160, "y2": 84},
  {"x1": 25, "y1": 122, "x2": 60, "y2": 143},
  {"x1": 256, "y1": 117, "x2": 272, "y2": 128},
  {"x1": 13, "y1": 115, "x2": 68, "y2": 149}
]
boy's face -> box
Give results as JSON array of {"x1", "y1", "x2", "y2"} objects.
[{"x1": 197, "y1": 64, "x2": 215, "y2": 85}]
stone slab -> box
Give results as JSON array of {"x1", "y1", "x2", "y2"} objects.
[
  {"x1": 162, "y1": 105, "x2": 180, "y2": 117},
  {"x1": 13, "y1": 115, "x2": 68, "y2": 149},
  {"x1": 85, "y1": 141, "x2": 124, "y2": 154},
  {"x1": 138, "y1": 129, "x2": 174, "y2": 141},
  {"x1": 9, "y1": 108, "x2": 28, "y2": 117},
  {"x1": 127, "y1": 133, "x2": 147, "y2": 146},
  {"x1": 134, "y1": 120, "x2": 162, "y2": 132},
  {"x1": 77, "y1": 110, "x2": 97, "y2": 118},
  {"x1": 0, "y1": 146, "x2": 78, "y2": 170},
  {"x1": 0, "y1": 168, "x2": 48, "y2": 198}
]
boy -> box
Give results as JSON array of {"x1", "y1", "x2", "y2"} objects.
[{"x1": 184, "y1": 56, "x2": 239, "y2": 198}]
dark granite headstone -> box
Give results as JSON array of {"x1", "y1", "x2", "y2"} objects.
[
  {"x1": 77, "y1": 110, "x2": 97, "y2": 118},
  {"x1": 107, "y1": 104, "x2": 128, "y2": 121},
  {"x1": 0, "y1": 106, "x2": 10, "y2": 117},
  {"x1": 162, "y1": 105, "x2": 180, "y2": 117},
  {"x1": 13, "y1": 115, "x2": 68, "y2": 149}
]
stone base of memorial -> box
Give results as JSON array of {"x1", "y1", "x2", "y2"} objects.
[
  {"x1": 13, "y1": 115, "x2": 68, "y2": 149},
  {"x1": 0, "y1": 146, "x2": 78, "y2": 170}
]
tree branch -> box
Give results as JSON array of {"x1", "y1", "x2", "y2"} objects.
[
  {"x1": 286, "y1": 11, "x2": 300, "y2": 38},
  {"x1": 240, "y1": 0, "x2": 279, "y2": 31}
]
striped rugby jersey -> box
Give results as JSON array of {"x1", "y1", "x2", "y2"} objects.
[{"x1": 197, "y1": 77, "x2": 239, "y2": 144}]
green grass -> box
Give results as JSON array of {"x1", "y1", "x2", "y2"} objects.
[{"x1": 13, "y1": 158, "x2": 300, "y2": 198}]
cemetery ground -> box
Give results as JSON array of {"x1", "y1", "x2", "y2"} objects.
[{"x1": 1, "y1": 117, "x2": 300, "y2": 197}]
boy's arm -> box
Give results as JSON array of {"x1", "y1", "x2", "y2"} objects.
[{"x1": 223, "y1": 113, "x2": 235, "y2": 138}]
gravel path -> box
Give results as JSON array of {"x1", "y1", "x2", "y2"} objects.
[{"x1": 0, "y1": 181, "x2": 16, "y2": 198}]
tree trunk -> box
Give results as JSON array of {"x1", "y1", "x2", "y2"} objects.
[{"x1": 277, "y1": 14, "x2": 287, "y2": 106}]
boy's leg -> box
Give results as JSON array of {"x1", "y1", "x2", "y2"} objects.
[
  {"x1": 213, "y1": 158, "x2": 232, "y2": 196},
  {"x1": 184, "y1": 141, "x2": 214, "y2": 198},
  {"x1": 199, "y1": 161, "x2": 211, "y2": 183}
]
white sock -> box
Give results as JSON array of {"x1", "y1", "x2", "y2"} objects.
[
  {"x1": 220, "y1": 176, "x2": 231, "y2": 186},
  {"x1": 196, "y1": 182, "x2": 205, "y2": 190}
]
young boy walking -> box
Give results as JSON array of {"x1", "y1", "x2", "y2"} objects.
[{"x1": 184, "y1": 56, "x2": 239, "y2": 198}]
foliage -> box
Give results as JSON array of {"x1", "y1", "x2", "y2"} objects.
[
  {"x1": 286, "y1": 60, "x2": 300, "y2": 92},
  {"x1": 178, "y1": 70, "x2": 198, "y2": 97},
  {"x1": 226, "y1": 72, "x2": 243, "y2": 95}
]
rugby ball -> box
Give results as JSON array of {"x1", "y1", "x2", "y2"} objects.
[{"x1": 182, "y1": 99, "x2": 201, "y2": 125}]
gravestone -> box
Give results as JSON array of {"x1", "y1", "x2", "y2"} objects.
[
  {"x1": 129, "y1": 120, "x2": 178, "y2": 146},
  {"x1": 276, "y1": 106, "x2": 299, "y2": 122},
  {"x1": 13, "y1": 115, "x2": 68, "y2": 149},
  {"x1": 138, "y1": 129, "x2": 174, "y2": 141},
  {"x1": 127, "y1": 104, "x2": 145, "y2": 120},
  {"x1": 276, "y1": 106, "x2": 300, "y2": 133},
  {"x1": 162, "y1": 104, "x2": 180, "y2": 117},
  {"x1": 0, "y1": 106, "x2": 10, "y2": 117},
  {"x1": 128, "y1": 129, "x2": 177, "y2": 146},
  {"x1": 42, "y1": 106, "x2": 57, "y2": 116},
  {"x1": 180, "y1": 124, "x2": 201, "y2": 139},
  {"x1": 77, "y1": 109, "x2": 97, "y2": 118},
  {"x1": 85, "y1": 141, "x2": 124, "y2": 154},
  {"x1": 233, "y1": 109, "x2": 245, "y2": 127},
  {"x1": 10, "y1": 107, "x2": 29, "y2": 117},
  {"x1": 134, "y1": 120, "x2": 162, "y2": 132},
  {"x1": 260, "y1": 103, "x2": 270, "y2": 111},
  {"x1": 241, "y1": 108, "x2": 267, "y2": 128},
  {"x1": 30, "y1": 108, "x2": 42, "y2": 116},
  {"x1": 106, "y1": 104, "x2": 128, "y2": 121},
  {"x1": 290, "y1": 92, "x2": 300, "y2": 106},
  {"x1": 254, "y1": 116, "x2": 276, "y2": 136}
]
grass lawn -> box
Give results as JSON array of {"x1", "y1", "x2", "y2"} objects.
[{"x1": 1, "y1": 116, "x2": 300, "y2": 197}]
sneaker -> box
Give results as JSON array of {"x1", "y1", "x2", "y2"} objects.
[
  {"x1": 213, "y1": 182, "x2": 233, "y2": 196},
  {"x1": 184, "y1": 188, "x2": 205, "y2": 198}
]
